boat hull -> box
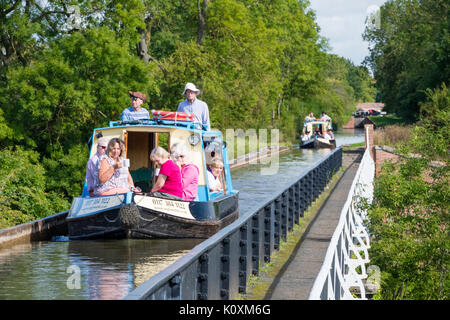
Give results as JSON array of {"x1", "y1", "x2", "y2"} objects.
[
  {"x1": 314, "y1": 138, "x2": 336, "y2": 149},
  {"x1": 67, "y1": 208, "x2": 126, "y2": 240},
  {"x1": 128, "y1": 193, "x2": 239, "y2": 239},
  {"x1": 67, "y1": 193, "x2": 239, "y2": 240},
  {"x1": 300, "y1": 138, "x2": 315, "y2": 148},
  {"x1": 300, "y1": 137, "x2": 336, "y2": 149}
]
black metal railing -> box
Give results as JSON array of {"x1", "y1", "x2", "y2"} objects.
[{"x1": 125, "y1": 147, "x2": 342, "y2": 300}]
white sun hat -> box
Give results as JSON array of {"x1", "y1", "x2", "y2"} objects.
[{"x1": 182, "y1": 82, "x2": 200, "y2": 96}]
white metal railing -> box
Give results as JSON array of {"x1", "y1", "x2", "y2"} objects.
[{"x1": 309, "y1": 127, "x2": 375, "y2": 300}]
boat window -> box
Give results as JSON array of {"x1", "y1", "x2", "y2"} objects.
[
  {"x1": 204, "y1": 136, "x2": 224, "y2": 165},
  {"x1": 158, "y1": 132, "x2": 169, "y2": 151},
  {"x1": 126, "y1": 131, "x2": 170, "y2": 193}
]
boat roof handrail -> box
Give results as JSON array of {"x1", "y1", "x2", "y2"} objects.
[
  {"x1": 107, "y1": 119, "x2": 208, "y2": 131},
  {"x1": 304, "y1": 119, "x2": 332, "y2": 125}
]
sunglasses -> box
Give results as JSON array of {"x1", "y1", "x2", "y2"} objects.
[
  {"x1": 99, "y1": 146, "x2": 107, "y2": 149},
  {"x1": 131, "y1": 96, "x2": 139, "y2": 101}
]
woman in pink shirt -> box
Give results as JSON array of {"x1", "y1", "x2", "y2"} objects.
[
  {"x1": 170, "y1": 142, "x2": 199, "y2": 201},
  {"x1": 149, "y1": 147, "x2": 183, "y2": 199}
]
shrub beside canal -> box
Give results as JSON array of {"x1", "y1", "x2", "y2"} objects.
[{"x1": 367, "y1": 86, "x2": 449, "y2": 300}]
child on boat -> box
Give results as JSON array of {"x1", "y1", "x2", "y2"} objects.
[{"x1": 207, "y1": 158, "x2": 224, "y2": 192}]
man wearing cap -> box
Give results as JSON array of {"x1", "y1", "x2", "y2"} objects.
[
  {"x1": 177, "y1": 82, "x2": 210, "y2": 130},
  {"x1": 121, "y1": 91, "x2": 150, "y2": 121},
  {"x1": 86, "y1": 137, "x2": 108, "y2": 197}
]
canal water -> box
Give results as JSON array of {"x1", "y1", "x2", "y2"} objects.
[{"x1": 0, "y1": 130, "x2": 364, "y2": 299}]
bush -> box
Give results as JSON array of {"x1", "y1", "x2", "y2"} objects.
[
  {"x1": 0, "y1": 148, "x2": 69, "y2": 229},
  {"x1": 368, "y1": 84, "x2": 449, "y2": 299}
]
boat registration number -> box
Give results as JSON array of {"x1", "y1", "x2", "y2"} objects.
[{"x1": 134, "y1": 195, "x2": 195, "y2": 220}]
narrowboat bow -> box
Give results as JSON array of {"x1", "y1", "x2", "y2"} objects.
[{"x1": 67, "y1": 111, "x2": 239, "y2": 240}]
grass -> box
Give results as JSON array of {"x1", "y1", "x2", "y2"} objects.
[
  {"x1": 369, "y1": 114, "x2": 404, "y2": 127},
  {"x1": 373, "y1": 125, "x2": 412, "y2": 147},
  {"x1": 344, "y1": 141, "x2": 365, "y2": 149}
]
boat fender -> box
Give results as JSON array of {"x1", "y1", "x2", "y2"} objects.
[{"x1": 119, "y1": 204, "x2": 140, "y2": 229}]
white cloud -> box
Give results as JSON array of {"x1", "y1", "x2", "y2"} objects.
[{"x1": 308, "y1": 0, "x2": 388, "y2": 65}]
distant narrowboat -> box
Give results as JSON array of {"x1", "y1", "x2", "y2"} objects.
[{"x1": 300, "y1": 119, "x2": 336, "y2": 149}]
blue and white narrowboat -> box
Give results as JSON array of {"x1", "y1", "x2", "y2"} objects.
[
  {"x1": 300, "y1": 119, "x2": 336, "y2": 149},
  {"x1": 66, "y1": 112, "x2": 239, "y2": 240}
]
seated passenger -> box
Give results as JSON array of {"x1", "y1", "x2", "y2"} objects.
[
  {"x1": 207, "y1": 158, "x2": 224, "y2": 192},
  {"x1": 324, "y1": 129, "x2": 335, "y2": 140},
  {"x1": 170, "y1": 142, "x2": 199, "y2": 201},
  {"x1": 86, "y1": 137, "x2": 108, "y2": 197},
  {"x1": 94, "y1": 138, "x2": 135, "y2": 196},
  {"x1": 301, "y1": 131, "x2": 311, "y2": 142},
  {"x1": 149, "y1": 146, "x2": 183, "y2": 200},
  {"x1": 314, "y1": 127, "x2": 322, "y2": 138}
]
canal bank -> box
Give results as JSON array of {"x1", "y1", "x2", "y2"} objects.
[{"x1": 235, "y1": 147, "x2": 364, "y2": 300}]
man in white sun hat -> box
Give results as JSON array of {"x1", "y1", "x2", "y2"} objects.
[{"x1": 177, "y1": 82, "x2": 210, "y2": 130}]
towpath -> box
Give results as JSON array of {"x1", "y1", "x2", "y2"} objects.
[{"x1": 240, "y1": 148, "x2": 364, "y2": 300}]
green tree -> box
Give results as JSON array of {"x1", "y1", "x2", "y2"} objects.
[
  {"x1": 1, "y1": 27, "x2": 158, "y2": 198},
  {"x1": 0, "y1": 148, "x2": 69, "y2": 229},
  {"x1": 363, "y1": 0, "x2": 449, "y2": 121},
  {"x1": 0, "y1": 0, "x2": 382, "y2": 227}
]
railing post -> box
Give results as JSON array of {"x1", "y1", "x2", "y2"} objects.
[
  {"x1": 294, "y1": 181, "x2": 301, "y2": 223},
  {"x1": 280, "y1": 193, "x2": 288, "y2": 241},
  {"x1": 220, "y1": 237, "x2": 230, "y2": 299},
  {"x1": 299, "y1": 176, "x2": 307, "y2": 218},
  {"x1": 308, "y1": 171, "x2": 314, "y2": 206},
  {"x1": 169, "y1": 274, "x2": 181, "y2": 299},
  {"x1": 251, "y1": 210, "x2": 264, "y2": 276},
  {"x1": 263, "y1": 203, "x2": 275, "y2": 263},
  {"x1": 197, "y1": 253, "x2": 209, "y2": 300},
  {"x1": 288, "y1": 186, "x2": 295, "y2": 231},
  {"x1": 274, "y1": 197, "x2": 282, "y2": 250},
  {"x1": 239, "y1": 222, "x2": 250, "y2": 294}
]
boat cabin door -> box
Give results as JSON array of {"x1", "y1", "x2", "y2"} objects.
[{"x1": 124, "y1": 131, "x2": 163, "y2": 193}]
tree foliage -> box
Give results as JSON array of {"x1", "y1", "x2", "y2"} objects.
[
  {"x1": 0, "y1": 0, "x2": 375, "y2": 227},
  {"x1": 363, "y1": 0, "x2": 449, "y2": 121}
]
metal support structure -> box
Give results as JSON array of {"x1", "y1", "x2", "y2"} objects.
[
  {"x1": 309, "y1": 129, "x2": 374, "y2": 300},
  {"x1": 124, "y1": 147, "x2": 343, "y2": 300}
]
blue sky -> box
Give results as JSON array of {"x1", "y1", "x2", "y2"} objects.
[{"x1": 308, "y1": 0, "x2": 388, "y2": 65}]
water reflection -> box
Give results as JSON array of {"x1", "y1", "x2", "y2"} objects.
[
  {"x1": 0, "y1": 239, "x2": 202, "y2": 300},
  {"x1": 334, "y1": 128, "x2": 365, "y2": 146},
  {"x1": 0, "y1": 130, "x2": 364, "y2": 300}
]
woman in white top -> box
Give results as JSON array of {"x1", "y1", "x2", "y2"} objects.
[
  {"x1": 207, "y1": 158, "x2": 224, "y2": 192},
  {"x1": 94, "y1": 138, "x2": 134, "y2": 196}
]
